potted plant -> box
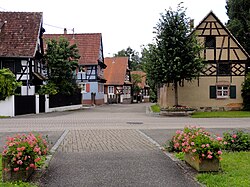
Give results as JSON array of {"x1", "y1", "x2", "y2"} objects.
[
  {"x1": 2, "y1": 133, "x2": 48, "y2": 182},
  {"x1": 170, "y1": 126, "x2": 224, "y2": 172}
]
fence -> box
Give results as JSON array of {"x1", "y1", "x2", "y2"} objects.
[
  {"x1": 0, "y1": 93, "x2": 82, "y2": 117},
  {"x1": 49, "y1": 92, "x2": 82, "y2": 108}
]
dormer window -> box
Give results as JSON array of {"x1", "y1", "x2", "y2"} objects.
[{"x1": 205, "y1": 36, "x2": 216, "y2": 48}]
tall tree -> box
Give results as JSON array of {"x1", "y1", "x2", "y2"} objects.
[
  {"x1": 44, "y1": 37, "x2": 80, "y2": 95},
  {"x1": 226, "y1": 0, "x2": 250, "y2": 54},
  {"x1": 151, "y1": 4, "x2": 204, "y2": 106},
  {"x1": 242, "y1": 73, "x2": 250, "y2": 110},
  {"x1": 141, "y1": 44, "x2": 159, "y2": 102},
  {"x1": 114, "y1": 47, "x2": 141, "y2": 70}
]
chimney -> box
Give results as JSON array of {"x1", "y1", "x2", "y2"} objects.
[{"x1": 64, "y1": 28, "x2": 67, "y2": 34}]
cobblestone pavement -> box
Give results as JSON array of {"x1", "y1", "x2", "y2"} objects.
[{"x1": 57, "y1": 129, "x2": 156, "y2": 153}]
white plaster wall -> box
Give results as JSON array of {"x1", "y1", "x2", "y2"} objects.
[{"x1": 0, "y1": 96, "x2": 15, "y2": 117}]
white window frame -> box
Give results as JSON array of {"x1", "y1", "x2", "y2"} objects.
[
  {"x1": 108, "y1": 86, "x2": 114, "y2": 94},
  {"x1": 79, "y1": 83, "x2": 86, "y2": 93},
  {"x1": 216, "y1": 86, "x2": 229, "y2": 98}
]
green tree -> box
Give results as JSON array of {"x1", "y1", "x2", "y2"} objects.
[
  {"x1": 141, "y1": 44, "x2": 159, "y2": 102},
  {"x1": 114, "y1": 47, "x2": 141, "y2": 71},
  {"x1": 242, "y1": 73, "x2": 250, "y2": 110},
  {"x1": 152, "y1": 4, "x2": 204, "y2": 106},
  {"x1": 44, "y1": 37, "x2": 80, "y2": 95},
  {"x1": 0, "y1": 68, "x2": 22, "y2": 100},
  {"x1": 226, "y1": 0, "x2": 250, "y2": 54}
]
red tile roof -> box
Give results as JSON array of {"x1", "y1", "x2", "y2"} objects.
[
  {"x1": 44, "y1": 33, "x2": 102, "y2": 65},
  {"x1": 131, "y1": 71, "x2": 149, "y2": 88},
  {"x1": 0, "y1": 12, "x2": 42, "y2": 58},
  {"x1": 104, "y1": 57, "x2": 129, "y2": 85}
]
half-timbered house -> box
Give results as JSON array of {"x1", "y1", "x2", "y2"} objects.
[
  {"x1": 44, "y1": 32, "x2": 106, "y2": 105},
  {"x1": 159, "y1": 11, "x2": 250, "y2": 110},
  {"x1": 104, "y1": 57, "x2": 132, "y2": 104},
  {"x1": 0, "y1": 12, "x2": 45, "y2": 95}
]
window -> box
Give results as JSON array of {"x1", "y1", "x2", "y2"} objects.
[
  {"x1": 216, "y1": 86, "x2": 229, "y2": 98},
  {"x1": 218, "y1": 64, "x2": 230, "y2": 75},
  {"x1": 205, "y1": 36, "x2": 216, "y2": 48},
  {"x1": 108, "y1": 86, "x2": 114, "y2": 94},
  {"x1": 210, "y1": 85, "x2": 236, "y2": 99},
  {"x1": 79, "y1": 83, "x2": 86, "y2": 93}
]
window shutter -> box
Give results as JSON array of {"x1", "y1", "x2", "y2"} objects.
[
  {"x1": 230, "y1": 86, "x2": 236, "y2": 99},
  {"x1": 209, "y1": 86, "x2": 216, "y2": 99},
  {"x1": 86, "y1": 84, "x2": 90, "y2": 92}
]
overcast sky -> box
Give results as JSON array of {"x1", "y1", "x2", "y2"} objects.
[{"x1": 1, "y1": 0, "x2": 228, "y2": 56}]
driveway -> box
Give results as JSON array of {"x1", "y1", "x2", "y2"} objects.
[{"x1": 0, "y1": 103, "x2": 249, "y2": 186}]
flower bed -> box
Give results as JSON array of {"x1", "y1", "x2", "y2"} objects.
[
  {"x1": 2, "y1": 133, "x2": 48, "y2": 182},
  {"x1": 168, "y1": 126, "x2": 224, "y2": 172}
]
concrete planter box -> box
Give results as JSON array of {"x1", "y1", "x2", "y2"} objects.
[
  {"x1": 2, "y1": 156, "x2": 34, "y2": 182},
  {"x1": 160, "y1": 110, "x2": 194, "y2": 117},
  {"x1": 184, "y1": 152, "x2": 220, "y2": 172}
]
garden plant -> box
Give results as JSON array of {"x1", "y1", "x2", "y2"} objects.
[{"x1": 2, "y1": 133, "x2": 48, "y2": 182}]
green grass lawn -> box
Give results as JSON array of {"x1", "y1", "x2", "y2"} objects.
[
  {"x1": 0, "y1": 154, "x2": 37, "y2": 187},
  {"x1": 150, "y1": 104, "x2": 161, "y2": 113},
  {"x1": 191, "y1": 111, "x2": 250, "y2": 118},
  {"x1": 196, "y1": 151, "x2": 250, "y2": 187}
]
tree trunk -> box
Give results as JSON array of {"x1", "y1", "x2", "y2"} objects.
[{"x1": 174, "y1": 81, "x2": 178, "y2": 106}]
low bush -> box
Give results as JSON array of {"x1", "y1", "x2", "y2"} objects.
[{"x1": 223, "y1": 130, "x2": 250, "y2": 152}]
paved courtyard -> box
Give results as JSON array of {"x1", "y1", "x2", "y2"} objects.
[{"x1": 0, "y1": 103, "x2": 249, "y2": 186}]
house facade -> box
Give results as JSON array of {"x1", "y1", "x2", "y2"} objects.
[
  {"x1": 0, "y1": 12, "x2": 45, "y2": 95},
  {"x1": 131, "y1": 71, "x2": 150, "y2": 102},
  {"x1": 44, "y1": 32, "x2": 106, "y2": 105},
  {"x1": 104, "y1": 57, "x2": 132, "y2": 104},
  {"x1": 159, "y1": 11, "x2": 250, "y2": 110}
]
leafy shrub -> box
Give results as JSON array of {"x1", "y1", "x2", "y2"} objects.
[
  {"x1": 37, "y1": 82, "x2": 58, "y2": 95},
  {"x1": 2, "y1": 133, "x2": 48, "y2": 172},
  {"x1": 0, "y1": 68, "x2": 22, "y2": 101},
  {"x1": 223, "y1": 130, "x2": 250, "y2": 151}
]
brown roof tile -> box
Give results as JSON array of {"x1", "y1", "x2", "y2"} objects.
[
  {"x1": 104, "y1": 57, "x2": 129, "y2": 85},
  {"x1": 0, "y1": 12, "x2": 42, "y2": 57},
  {"x1": 44, "y1": 33, "x2": 102, "y2": 65}
]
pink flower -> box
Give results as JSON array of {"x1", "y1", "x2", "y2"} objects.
[
  {"x1": 223, "y1": 141, "x2": 228, "y2": 145},
  {"x1": 17, "y1": 160, "x2": 23, "y2": 165},
  {"x1": 13, "y1": 167, "x2": 19, "y2": 172},
  {"x1": 216, "y1": 137, "x2": 223, "y2": 141},
  {"x1": 232, "y1": 134, "x2": 237, "y2": 139},
  {"x1": 174, "y1": 143, "x2": 180, "y2": 149},
  {"x1": 34, "y1": 157, "x2": 41, "y2": 162},
  {"x1": 201, "y1": 144, "x2": 205, "y2": 148},
  {"x1": 30, "y1": 163, "x2": 35, "y2": 168},
  {"x1": 176, "y1": 130, "x2": 182, "y2": 134},
  {"x1": 207, "y1": 155, "x2": 213, "y2": 159},
  {"x1": 218, "y1": 150, "x2": 222, "y2": 155},
  {"x1": 192, "y1": 149, "x2": 196, "y2": 153},
  {"x1": 26, "y1": 167, "x2": 30, "y2": 171},
  {"x1": 206, "y1": 144, "x2": 210, "y2": 147},
  {"x1": 232, "y1": 140, "x2": 235, "y2": 143},
  {"x1": 33, "y1": 147, "x2": 41, "y2": 153},
  {"x1": 202, "y1": 154, "x2": 205, "y2": 157},
  {"x1": 4, "y1": 168, "x2": 10, "y2": 172},
  {"x1": 191, "y1": 142, "x2": 195, "y2": 146}
]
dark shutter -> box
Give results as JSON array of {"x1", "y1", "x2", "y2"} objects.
[
  {"x1": 230, "y1": 86, "x2": 236, "y2": 99},
  {"x1": 210, "y1": 86, "x2": 216, "y2": 99}
]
